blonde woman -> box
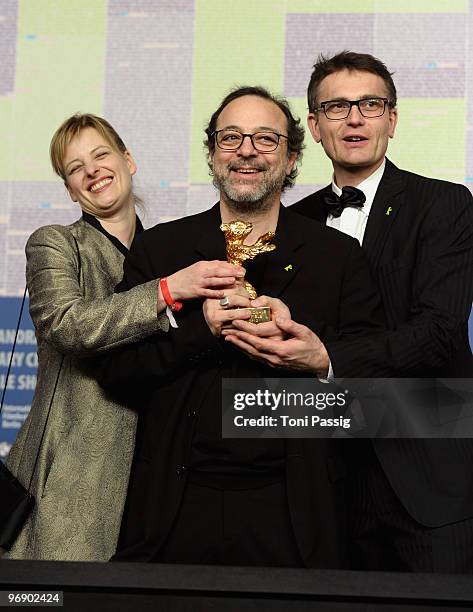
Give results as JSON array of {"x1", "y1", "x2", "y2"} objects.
[{"x1": 5, "y1": 114, "x2": 242, "y2": 561}]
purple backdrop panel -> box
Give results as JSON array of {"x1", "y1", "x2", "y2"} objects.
[
  {"x1": 4, "y1": 182, "x2": 77, "y2": 296},
  {"x1": 139, "y1": 184, "x2": 190, "y2": 225},
  {"x1": 376, "y1": 13, "x2": 465, "y2": 98},
  {"x1": 284, "y1": 13, "x2": 375, "y2": 99},
  {"x1": 282, "y1": 184, "x2": 324, "y2": 206},
  {"x1": 105, "y1": 0, "x2": 195, "y2": 226},
  {"x1": 0, "y1": 2, "x2": 18, "y2": 95},
  {"x1": 284, "y1": 12, "x2": 465, "y2": 100}
]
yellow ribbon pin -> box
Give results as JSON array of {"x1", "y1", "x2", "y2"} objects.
[
  {"x1": 284, "y1": 264, "x2": 293, "y2": 271},
  {"x1": 386, "y1": 206, "x2": 393, "y2": 216}
]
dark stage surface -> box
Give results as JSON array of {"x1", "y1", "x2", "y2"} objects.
[{"x1": 1, "y1": 559, "x2": 473, "y2": 611}]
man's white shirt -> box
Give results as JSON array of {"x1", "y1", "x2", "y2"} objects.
[
  {"x1": 326, "y1": 159, "x2": 385, "y2": 244},
  {"x1": 324, "y1": 159, "x2": 385, "y2": 380}
]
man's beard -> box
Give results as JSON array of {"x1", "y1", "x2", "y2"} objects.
[{"x1": 212, "y1": 161, "x2": 287, "y2": 215}]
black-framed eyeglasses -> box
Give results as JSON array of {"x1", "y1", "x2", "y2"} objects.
[
  {"x1": 315, "y1": 98, "x2": 391, "y2": 120},
  {"x1": 213, "y1": 129, "x2": 288, "y2": 152}
]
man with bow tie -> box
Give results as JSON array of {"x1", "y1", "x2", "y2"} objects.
[{"x1": 227, "y1": 52, "x2": 473, "y2": 573}]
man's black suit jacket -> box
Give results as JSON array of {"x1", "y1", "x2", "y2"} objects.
[
  {"x1": 97, "y1": 204, "x2": 385, "y2": 566},
  {"x1": 290, "y1": 158, "x2": 473, "y2": 527}
]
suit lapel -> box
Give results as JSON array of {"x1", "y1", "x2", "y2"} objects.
[
  {"x1": 311, "y1": 184, "x2": 331, "y2": 223},
  {"x1": 259, "y1": 205, "x2": 305, "y2": 297},
  {"x1": 362, "y1": 158, "x2": 405, "y2": 269}
]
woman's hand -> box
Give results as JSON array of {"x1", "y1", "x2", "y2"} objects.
[{"x1": 166, "y1": 260, "x2": 245, "y2": 301}]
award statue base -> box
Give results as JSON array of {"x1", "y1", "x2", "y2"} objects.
[{"x1": 237, "y1": 306, "x2": 271, "y2": 324}]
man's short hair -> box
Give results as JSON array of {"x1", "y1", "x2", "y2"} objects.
[
  {"x1": 50, "y1": 113, "x2": 128, "y2": 180},
  {"x1": 204, "y1": 86, "x2": 305, "y2": 189},
  {"x1": 307, "y1": 51, "x2": 397, "y2": 113}
]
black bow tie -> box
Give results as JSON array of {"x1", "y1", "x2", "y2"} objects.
[{"x1": 322, "y1": 186, "x2": 366, "y2": 218}]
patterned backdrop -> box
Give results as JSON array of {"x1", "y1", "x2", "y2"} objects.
[{"x1": 1, "y1": 0, "x2": 472, "y2": 455}]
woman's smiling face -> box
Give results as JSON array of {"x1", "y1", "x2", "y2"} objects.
[{"x1": 63, "y1": 127, "x2": 137, "y2": 218}]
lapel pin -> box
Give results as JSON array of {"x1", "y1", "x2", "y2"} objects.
[
  {"x1": 386, "y1": 206, "x2": 393, "y2": 216},
  {"x1": 284, "y1": 264, "x2": 293, "y2": 271}
]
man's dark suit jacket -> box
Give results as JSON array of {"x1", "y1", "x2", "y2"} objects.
[
  {"x1": 96, "y1": 204, "x2": 385, "y2": 567},
  {"x1": 290, "y1": 158, "x2": 473, "y2": 527}
]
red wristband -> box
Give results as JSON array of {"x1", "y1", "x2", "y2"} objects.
[{"x1": 159, "y1": 277, "x2": 183, "y2": 312}]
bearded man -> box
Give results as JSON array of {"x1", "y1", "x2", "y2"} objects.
[{"x1": 96, "y1": 86, "x2": 385, "y2": 567}]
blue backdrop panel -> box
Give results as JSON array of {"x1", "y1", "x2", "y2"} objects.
[
  {"x1": 0, "y1": 296, "x2": 35, "y2": 459},
  {"x1": 470, "y1": 310, "x2": 473, "y2": 349}
]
